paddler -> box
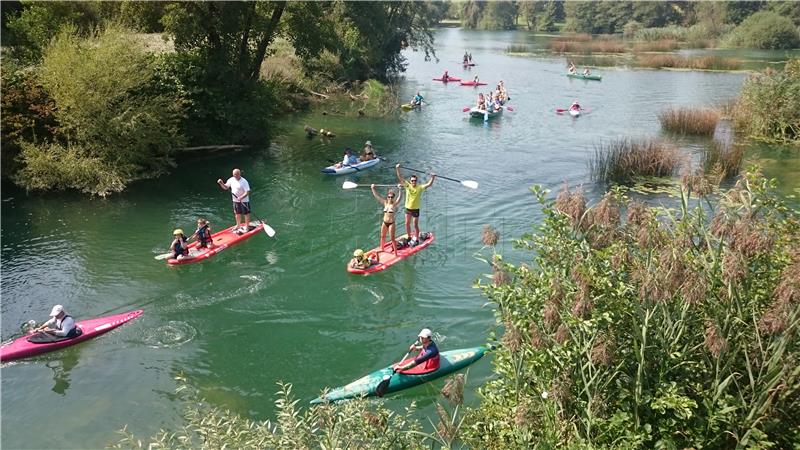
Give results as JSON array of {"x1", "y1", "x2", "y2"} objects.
[
  {"x1": 568, "y1": 61, "x2": 577, "y2": 74},
  {"x1": 371, "y1": 184, "x2": 403, "y2": 254},
  {"x1": 441, "y1": 70, "x2": 450, "y2": 81},
  {"x1": 189, "y1": 218, "x2": 214, "y2": 249},
  {"x1": 583, "y1": 67, "x2": 591, "y2": 76},
  {"x1": 570, "y1": 100, "x2": 581, "y2": 111},
  {"x1": 170, "y1": 229, "x2": 189, "y2": 260},
  {"x1": 350, "y1": 249, "x2": 379, "y2": 270},
  {"x1": 217, "y1": 168, "x2": 252, "y2": 233},
  {"x1": 360, "y1": 141, "x2": 376, "y2": 161},
  {"x1": 31, "y1": 305, "x2": 80, "y2": 339},
  {"x1": 334, "y1": 148, "x2": 358, "y2": 168},
  {"x1": 410, "y1": 91, "x2": 425, "y2": 107},
  {"x1": 395, "y1": 165, "x2": 435, "y2": 246},
  {"x1": 396, "y1": 328, "x2": 440, "y2": 372}
]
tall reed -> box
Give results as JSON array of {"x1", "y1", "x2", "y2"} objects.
[
  {"x1": 636, "y1": 54, "x2": 740, "y2": 70},
  {"x1": 658, "y1": 107, "x2": 720, "y2": 135},
  {"x1": 589, "y1": 138, "x2": 682, "y2": 183},
  {"x1": 702, "y1": 140, "x2": 745, "y2": 178}
]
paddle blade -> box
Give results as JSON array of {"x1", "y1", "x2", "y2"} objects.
[
  {"x1": 342, "y1": 181, "x2": 358, "y2": 189},
  {"x1": 506, "y1": 106, "x2": 514, "y2": 112},
  {"x1": 555, "y1": 108, "x2": 567, "y2": 113},
  {"x1": 375, "y1": 373, "x2": 392, "y2": 398},
  {"x1": 154, "y1": 253, "x2": 171, "y2": 260},
  {"x1": 262, "y1": 222, "x2": 276, "y2": 237},
  {"x1": 462, "y1": 107, "x2": 470, "y2": 112},
  {"x1": 461, "y1": 180, "x2": 479, "y2": 189}
]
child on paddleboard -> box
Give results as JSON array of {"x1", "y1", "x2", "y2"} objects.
[
  {"x1": 189, "y1": 218, "x2": 214, "y2": 249},
  {"x1": 350, "y1": 249, "x2": 379, "y2": 270},
  {"x1": 170, "y1": 229, "x2": 189, "y2": 260}
]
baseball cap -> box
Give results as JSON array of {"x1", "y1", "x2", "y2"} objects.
[
  {"x1": 50, "y1": 305, "x2": 64, "y2": 317},
  {"x1": 418, "y1": 328, "x2": 432, "y2": 339}
]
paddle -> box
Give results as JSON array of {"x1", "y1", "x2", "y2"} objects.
[
  {"x1": 342, "y1": 181, "x2": 397, "y2": 190},
  {"x1": 398, "y1": 165, "x2": 479, "y2": 190},
  {"x1": 375, "y1": 348, "x2": 414, "y2": 397},
  {"x1": 556, "y1": 107, "x2": 591, "y2": 114}
]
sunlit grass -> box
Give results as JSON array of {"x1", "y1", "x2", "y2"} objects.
[
  {"x1": 589, "y1": 138, "x2": 683, "y2": 183},
  {"x1": 659, "y1": 107, "x2": 720, "y2": 135}
]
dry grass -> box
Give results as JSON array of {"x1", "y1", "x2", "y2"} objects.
[
  {"x1": 702, "y1": 140, "x2": 745, "y2": 179},
  {"x1": 659, "y1": 107, "x2": 720, "y2": 135},
  {"x1": 635, "y1": 54, "x2": 740, "y2": 70},
  {"x1": 549, "y1": 37, "x2": 626, "y2": 54},
  {"x1": 589, "y1": 138, "x2": 683, "y2": 183},
  {"x1": 633, "y1": 39, "x2": 680, "y2": 52}
]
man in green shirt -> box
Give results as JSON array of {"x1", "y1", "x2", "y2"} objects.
[{"x1": 395, "y1": 164, "x2": 436, "y2": 245}]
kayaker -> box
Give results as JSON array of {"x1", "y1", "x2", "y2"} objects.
[
  {"x1": 360, "y1": 141, "x2": 376, "y2": 161},
  {"x1": 31, "y1": 305, "x2": 80, "y2": 339},
  {"x1": 335, "y1": 148, "x2": 359, "y2": 168},
  {"x1": 476, "y1": 93, "x2": 486, "y2": 111},
  {"x1": 473, "y1": 75, "x2": 479, "y2": 84},
  {"x1": 568, "y1": 61, "x2": 577, "y2": 74},
  {"x1": 441, "y1": 70, "x2": 450, "y2": 81},
  {"x1": 468, "y1": 52, "x2": 473, "y2": 63},
  {"x1": 170, "y1": 229, "x2": 189, "y2": 259},
  {"x1": 583, "y1": 67, "x2": 591, "y2": 76},
  {"x1": 395, "y1": 164, "x2": 435, "y2": 246},
  {"x1": 350, "y1": 249, "x2": 378, "y2": 270},
  {"x1": 371, "y1": 184, "x2": 403, "y2": 254},
  {"x1": 410, "y1": 91, "x2": 424, "y2": 107},
  {"x1": 571, "y1": 100, "x2": 581, "y2": 111},
  {"x1": 189, "y1": 218, "x2": 214, "y2": 249},
  {"x1": 396, "y1": 328, "x2": 440, "y2": 372},
  {"x1": 463, "y1": 51, "x2": 469, "y2": 64},
  {"x1": 217, "y1": 168, "x2": 252, "y2": 233}
]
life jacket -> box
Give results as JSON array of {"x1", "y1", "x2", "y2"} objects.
[
  {"x1": 58, "y1": 315, "x2": 82, "y2": 338},
  {"x1": 174, "y1": 236, "x2": 189, "y2": 256},
  {"x1": 419, "y1": 345, "x2": 440, "y2": 371},
  {"x1": 197, "y1": 224, "x2": 211, "y2": 244}
]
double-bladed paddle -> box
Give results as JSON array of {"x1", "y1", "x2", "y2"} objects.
[
  {"x1": 556, "y1": 107, "x2": 591, "y2": 114},
  {"x1": 375, "y1": 347, "x2": 414, "y2": 397},
  {"x1": 398, "y1": 165, "x2": 479, "y2": 190},
  {"x1": 342, "y1": 181, "x2": 397, "y2": 189}
]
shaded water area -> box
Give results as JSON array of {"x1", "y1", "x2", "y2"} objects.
[{"x1": 1, "y1": 28, "x2": 798, "y2": 449}]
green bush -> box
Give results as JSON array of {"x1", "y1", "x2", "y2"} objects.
[
  {"x1": 727, "y1": 11, "x2": 800, "y2": 49},
  {"x1": 465, "y1": 173, "x2": 800, "y2": 449},
  {"x1": 733, "y1": 59, "x2": 800, "y2": 143}
]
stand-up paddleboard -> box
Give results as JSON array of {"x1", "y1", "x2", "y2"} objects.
[
  {"x1": 1, "y1": 310, "x2": 143, "y2": 362},
  {"x1": 432, "y1": 76, "x2": 462, "y2": 82},
  {"x1": 167, "y1": 222, "x2": 265, "y2": 265},
  {"x1": 310, "y1": 345, "x2": 489, "y2": 403},
  {"x1": 347, "y1": 233, "x2": 434, "y2": 275}
]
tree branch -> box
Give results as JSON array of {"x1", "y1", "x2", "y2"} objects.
[{"x1": 248, "y1": 2, "x2": 286, "y2": 83}]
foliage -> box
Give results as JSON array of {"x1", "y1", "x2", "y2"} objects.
[
  {"x1": 111, "y1": 376, "x2": 427, "y2": 449},
  {"x1": 702, "y1": 141, "x2": 745, "y2": 179},
  {"x1": 733, "y1": 59, "x2": 800, "y2": 143},
  {"x1": 725, "y1": 11, "x2": 800, "y2": 50},
  {"x1": 635, "y1": 54, "x2": 740, "y2": 70},
  {"x1": 4, "y1": 1, "x2": 99, "y2": 63},
  {"x1": 477, "y1": 1, "x2": 518, "y2": 30},
  {"x1": 14, "y1": 25, "x2": 184, "y2": 196},
  {"x1": 658, "y1": 107, "x2": 720, "y2": 135},
  {"x1": 589, "y1": 138, "x2": 682, "y2": 184},
  {"x1": 465, "y1": 173, "x2": 800, "y2": 449}
]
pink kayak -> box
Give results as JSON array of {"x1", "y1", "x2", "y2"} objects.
[
  {"x1": 1, "y1": 309, "x2": 143, "y2": 362},
  {"x1": 432, "y1": 76, "x2": 461, "y2": 82},
  {"x1": 459, "y1": 81, "x2": 487, "y2": 86}
]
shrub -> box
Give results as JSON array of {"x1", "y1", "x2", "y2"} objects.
[
  {"x1": 634, "y1": 25, "x2": 687, "y2": 42},
  {"x1": 632, "y1": 39, "x2": 680, "y2": 52},
  {"x1": 589, "y1": 138, "x2": 683, "y2": 183},
  {"x1": 727, "y1": 11, "x2": 800, "y2": 49},
  {"x1": 658, "y1": 107, "x2": 720, "y2": 135},
  {"x1": 622, "y1": 20, "x2": 642, "y2": 39},
  {"x1": 465, "y1": 173, "x2": 800, "y2": 449},
  {"x1": 733, "y1": 59, "x2": 800, "y2": 143}
]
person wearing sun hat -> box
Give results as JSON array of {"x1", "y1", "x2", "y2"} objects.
[
  {"x1": 361, "y1": 140, "x2": 375, "y2": 161},
  {"x1": 32, "y1": 305, "x2": 80, "y2": 338},
  {"x1": 397, "y1": 328, "x2": 440, "y2": 372},
  {"x1": 169, "y1": 228, "x2": 189, "y2": 260}
]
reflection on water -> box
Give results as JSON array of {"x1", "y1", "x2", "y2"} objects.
[{"x1": 47, "y1": 350, "x2": 80, "y2": 396}]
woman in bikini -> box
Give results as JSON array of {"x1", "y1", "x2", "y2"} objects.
[{"x1": 371, "y1": 184, "x2": 403, "y2": 254}]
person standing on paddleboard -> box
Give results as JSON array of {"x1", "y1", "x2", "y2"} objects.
[
  {"x1": 217, "y1": 168, "x2": 252, "y2": 233},
  {"x1": 396, "y1": 164, "x2": 435, "y2": 246},
  {"x1": 396, "y1": 328, "x2": 440, "y2": 372},
  {"x1": 371, "y1": 183, "x2": 403, "y2": 254}
]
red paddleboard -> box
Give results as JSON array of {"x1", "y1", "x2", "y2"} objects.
[
  {"x1": 1, "y1": 310, "x2": 143, "y2": 362},
  {"x1": 347, "y1": 233, "x2": 434, "y2": 275},
  {"x1": 167, "y1": 222, "x2": 265, "y2": 265},
  {"x1": 432, "y1": 76, "x2": 462, "y2": 82},
  {"x1": 459, "y1": 81, "x2": 487, "y2": 86}
]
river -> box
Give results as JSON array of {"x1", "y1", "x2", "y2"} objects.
[{"x1": 1, "y1": 28, "x2": 797, "y2": 449}]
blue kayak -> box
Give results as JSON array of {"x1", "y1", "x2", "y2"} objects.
[{"x1": 321, "y1": 157, "x2": 380, "y2": 175}]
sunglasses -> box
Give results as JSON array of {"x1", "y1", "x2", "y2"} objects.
[{"x1": 388, "y1": 195, "x2": 395, "y2": 198}]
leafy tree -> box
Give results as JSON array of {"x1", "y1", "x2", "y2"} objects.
[
  {"x1": 725, "y1": 0, "x2": 766, "y2": 24},
  {"x1": 460, "y1": 0, "x2": 485, "y2": 28},
  {"x1": 478, "y1": 1, "x2": 517, "y2": 30},
  {"x1": 565, "y1": 0, "x2": 632, "y2": 34},
  {"x1": 767, "y1": 0, "x2": 800, "y2": 26},
  {"x1": 728, "y1": 10, "x2": 800, "y2": 49},
  {"x1": 4, "y1": 1, "x2": 99, "y2": 62}
]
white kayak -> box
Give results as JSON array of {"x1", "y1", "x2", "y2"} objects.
[
  {"x1": 569, "y1": 108, "x2": 581, "y2": 117},
  {"x1": 321, "y1": 158, "x2": 380, "y2": 175}
]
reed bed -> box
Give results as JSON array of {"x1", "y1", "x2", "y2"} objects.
[
  {"x1": 636, "y1": 54, "x2": 740, "y2": 70},
  {"x1": 589, "y1": 138, "x2": 682, "y2": 183},
  {"x1": 659, "y1": 107, "x2": 720, "y2": 135},
  {"x1": 505, "y1": 44, "x2": 531, "y2": 54},
  {"x1": 702, "y1": 140, "x2": 745, "y2": 178},
  {"x1": 548, "y1": 37, "x2": 626, "y2": 54},
  {"x1": 632, "y1": 39, "x2": 680, "y2": 52}
]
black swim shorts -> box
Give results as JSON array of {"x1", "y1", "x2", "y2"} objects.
[
  {"x1": 233, "y1": 201, "x2": 251, "y2": 215},
  {"x1": 405, "y1": 208, "x2": 420, "y2": 218}
]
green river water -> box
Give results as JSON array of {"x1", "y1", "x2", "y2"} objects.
[{"x1": 2, "y1": 29, "x2": 798, "y2": 449}]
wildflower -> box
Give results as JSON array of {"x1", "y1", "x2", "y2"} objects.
[
  {"x1": 481, "y1": 225, "x2": 499, "y2": 246},
  {"x1": 541, "y1": 391, "x2": 549, "y2": 399}
]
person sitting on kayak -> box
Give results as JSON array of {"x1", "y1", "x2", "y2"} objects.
[
  {"x1": 350, "y1": 249, "x2": 379, "y2": 270},
  {"x1": 31, "y1": 305, "x2": 80, "y2": 339},
  {"x1": 189, "y1": 218, "x2": 214, "y2": 249},
  {"x1": 410, "y1": 92, "x2": 424, "y2": 107},
  {"x1": 396, "y1": 328, "x2": 440, "y2": 372},
  {"x1": 568, "y1": 61, "x2": 577, "y2": 74},
  {"x1": 570, "y1": 100, "x2": 581, "y2": 111},
  {"x1": 371, "y1": 184, "x2": 403, "y2": 254},
  {"x1": 583, "y1": 67, "x2": 591, "y2": 76},
  {"x1": 492, "y1": 93, "x2": 503, "y2": 111},
  {"x1": 170, "y1": 229, "x2": 189, "y2": 260},
  {"x1": 334, "y1": 148, "x2": 359, "y2": 168},
  {"x1": 441, "y1": 70, "x2": 450, "y2": 81},
  {"x1": 360, "y1": 141, "x2": 376, "y2": 161},
  {"x1": 473, "y1": 75, "x2": 480, "y2": 84},
  {"x1": 476, "y1": 93, "x2": 486, "y2": 111}
]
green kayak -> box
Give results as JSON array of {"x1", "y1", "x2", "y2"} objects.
[
  {"x1": 310, "y1": 345, "x2": 490, "y2": 404},
  {"x1": 567, "y1": 73, "x2": 602, "y2": 81}
]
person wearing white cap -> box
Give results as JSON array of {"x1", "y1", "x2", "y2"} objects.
[
  {"x1": 396, "y1": 328, "x2": 440, "y2": 372},
  {"x1": 32, "y1": 305, "x2": 79, "y2": 338}
]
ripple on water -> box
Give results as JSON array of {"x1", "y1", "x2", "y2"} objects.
[
  {"x1": 139, "y1": 321, "x2": 197, "y2": 348},
  {"x1": 343, "y1": 284, "x2": 385, "y2": 304},
  {"x1": 161, "y1": 274, "x2": 273, "y2": 313}
]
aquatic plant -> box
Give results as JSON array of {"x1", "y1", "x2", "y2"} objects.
[
  {"x1": 732, "y1": 59, "x2": 800, "y2": 143},
  {"x1": 548, "y1": 35, "x2": 626, "y2": 54},
  {"x1": 635, "y1": 54, "x2": 740, "y2": 70},
  {"x1": 466, "y1": 173, "x2": 800, "y2": 449},
  {"x1": 658, "y1": 107, "x2": 720, "y2": 135},
  {"x1": 632, "y1": 39, "x2": 680, "y2": 52},
  {"x1": 589, "y1": 138, "x2": 682, "y2": 183},
  {"x1": 505, "y1": 44, "x2": 531, "y2": 54},
  {"x1": 702, "y1": 140, "x2": 745, "y2": 179}
]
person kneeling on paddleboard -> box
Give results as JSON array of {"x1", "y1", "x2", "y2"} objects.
[
  {"x1": 189, "y1": 218, "x2": 214, "y2": 249},
  {"x1": 396, "y1": 328, "x2": 440, "y2": 372},
  {"x1": 350, "y1": 249, "x2": 379, "y2": 270},
  {"x1": 31, "y1": 305, "x2": 81, "y2": 339},
  {"x1": 170, "y1": 229, "x2": 189, "y2": 260}
]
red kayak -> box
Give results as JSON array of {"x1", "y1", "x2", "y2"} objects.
[
  {"x1": 432, "y1": 76, "x2": 462, "y2": 82},
  {"x1": 167, "y1": 222, "x2": 265, "y2": 265},
  {"x1": 347, "y1": 233, "x2": 434, "y2": 275},
  {"x1": 459, "y1": 81, "x2": 487, "y2": 86},
  {"x1": 1, "y1": 310, "x2": 143, "y2": 362}
]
